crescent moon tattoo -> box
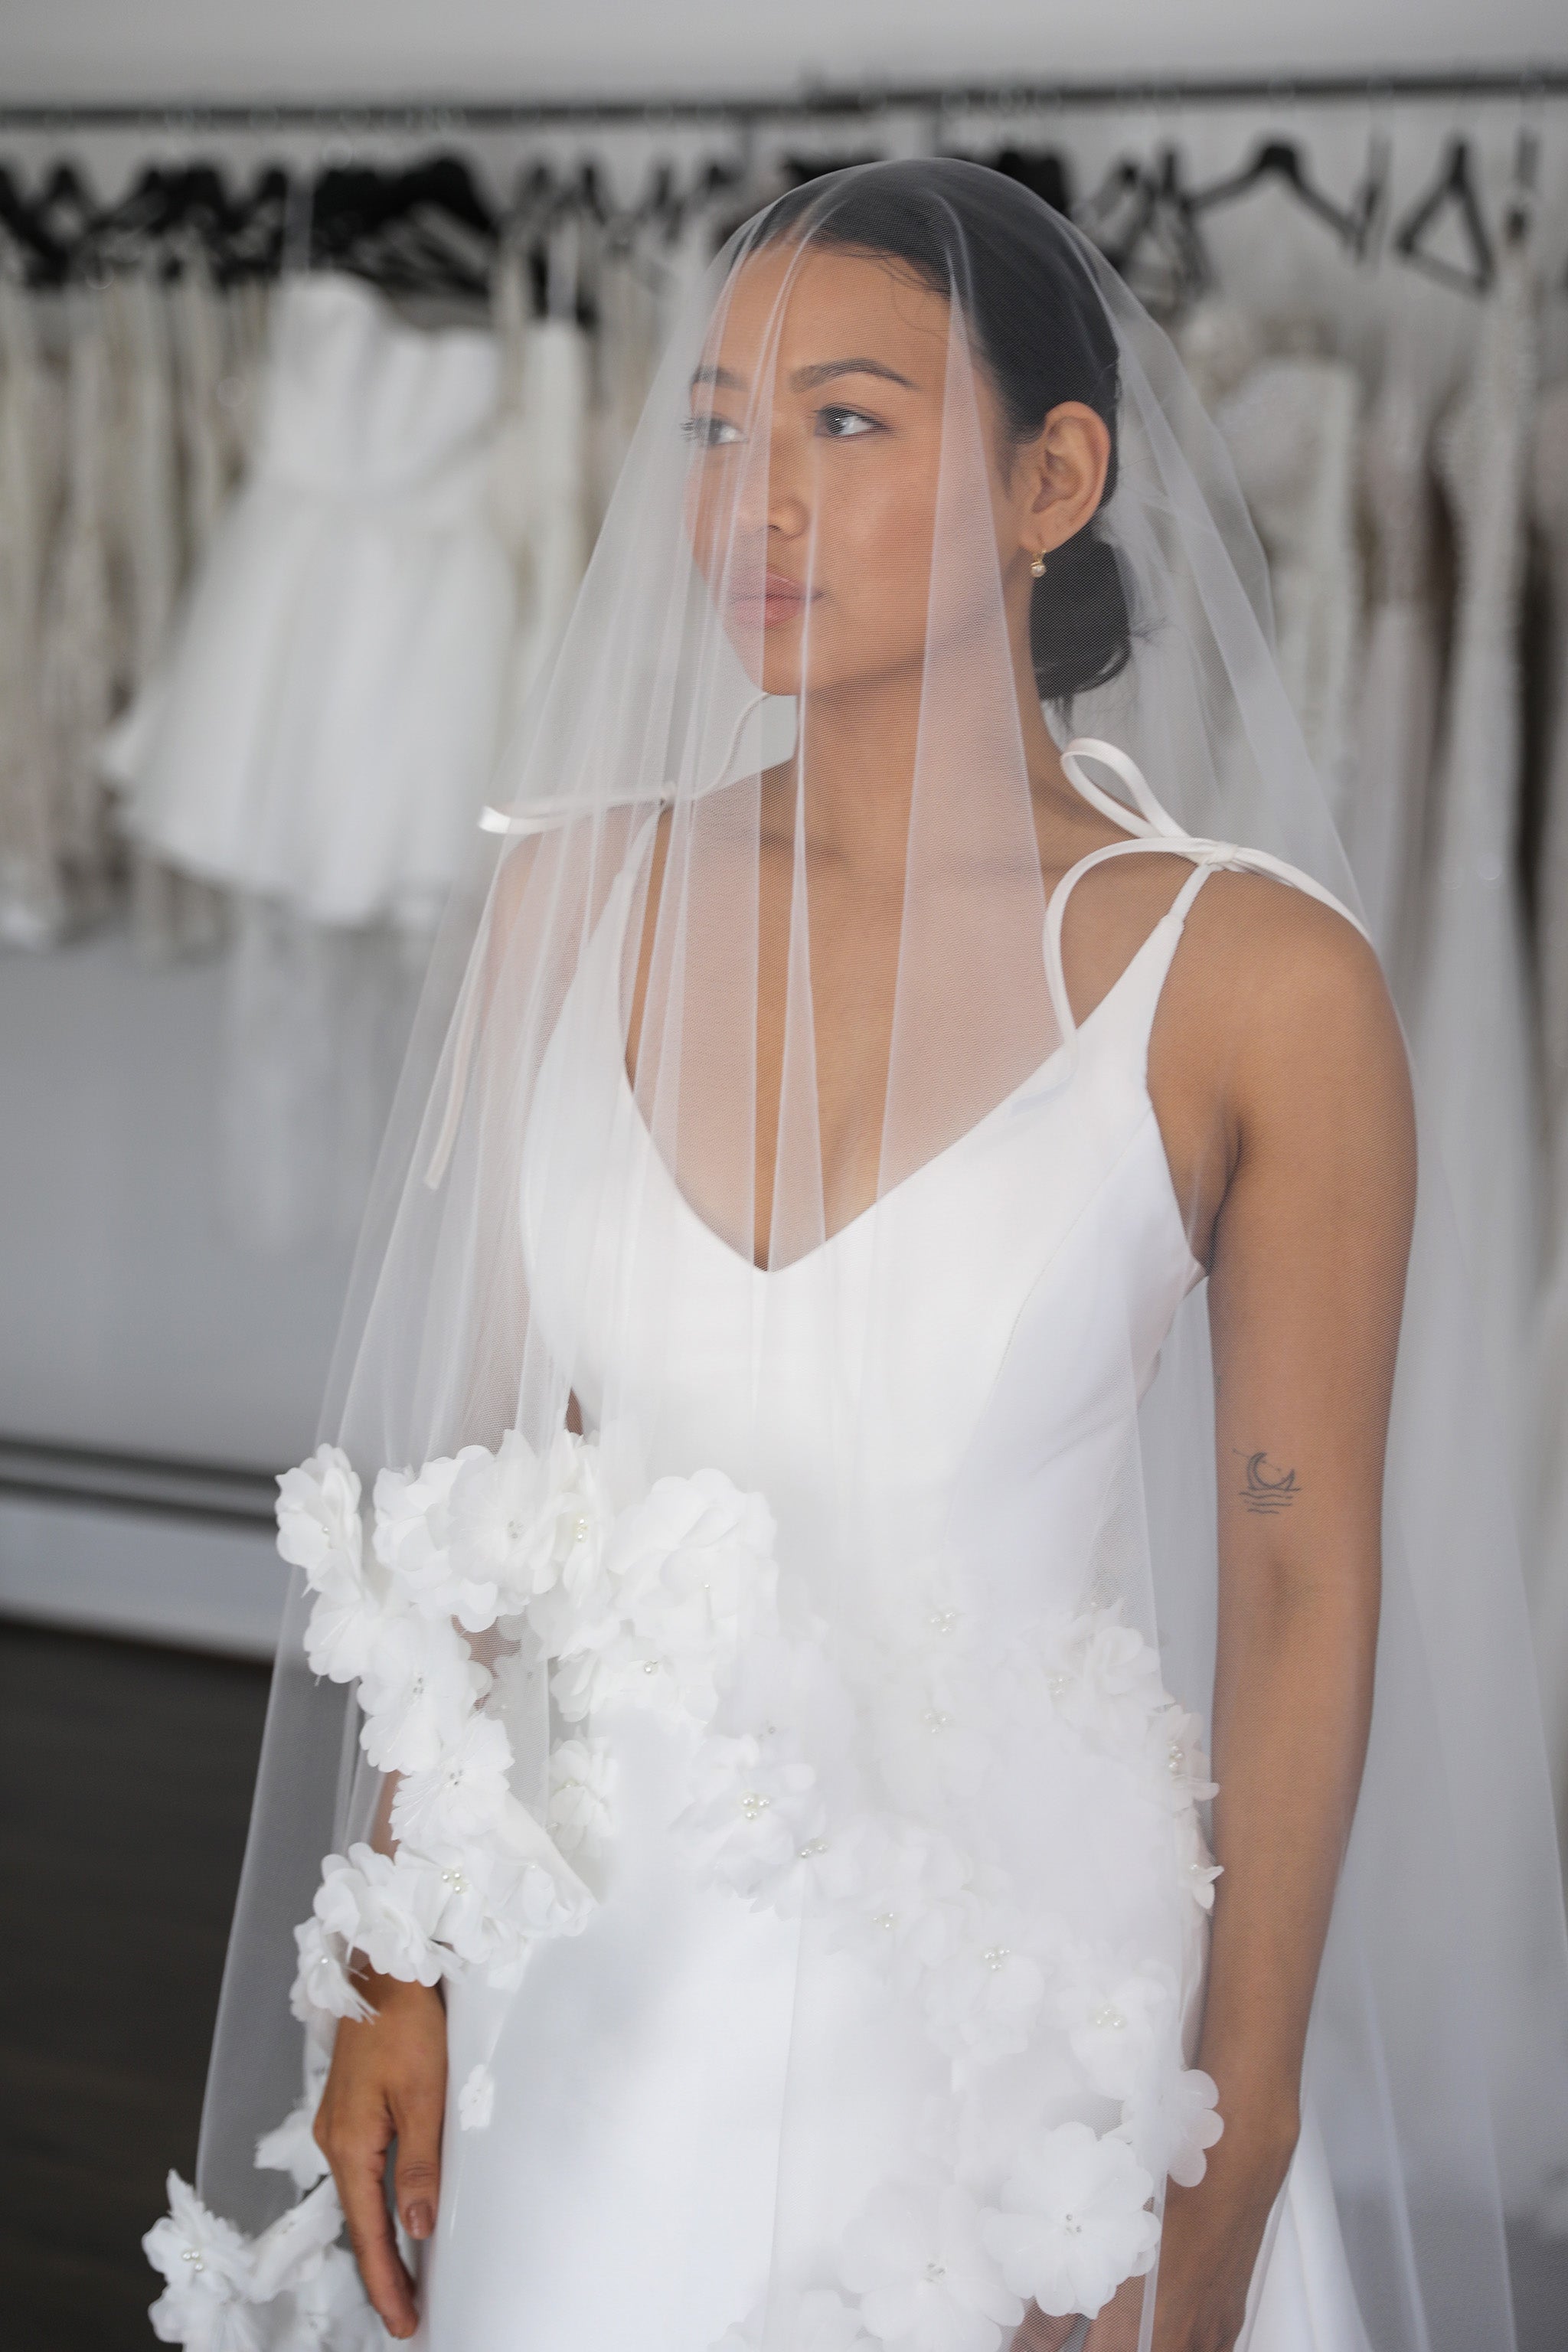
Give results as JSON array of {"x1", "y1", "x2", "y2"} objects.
[{"x1": 1236, "y1": 1450, "x2": 1302, "y2": 1514}]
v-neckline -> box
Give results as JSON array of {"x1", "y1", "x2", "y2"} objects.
[{"x1": 615, "y1": 906, "x2": 1180, "y2": 1282}]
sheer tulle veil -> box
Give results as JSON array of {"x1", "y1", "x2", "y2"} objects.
[{"x1": 179, "y1": 162, "x2": 1568, "y2": 2351}]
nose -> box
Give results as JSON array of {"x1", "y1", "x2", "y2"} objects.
[{"x1": 765, "y1": 416, "x2": 811, "y2": 546}]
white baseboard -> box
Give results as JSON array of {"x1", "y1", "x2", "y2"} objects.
[{"x1": 0, "y1": 1490, "x2": 287, "y2": 1658}]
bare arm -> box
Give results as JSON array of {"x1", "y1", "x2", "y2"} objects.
[
  {"x1": 1028, "y1": 883, "x2": 1415, "y2": 2352},
  {"x1": 1161, "y1": 898, "x2": 1413, "y2": 2344}
]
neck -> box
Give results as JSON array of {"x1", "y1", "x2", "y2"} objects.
[{"x1": 782, "y1": 632, "x2": 1076, "y2": 871}]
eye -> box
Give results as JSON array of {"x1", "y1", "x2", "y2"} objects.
[
  {"x1": 816, "y1": 405, "x2": 880, "y2": 439},
  {"x1": 682, "y1": 413, "x2": 743, "y2": 449}
]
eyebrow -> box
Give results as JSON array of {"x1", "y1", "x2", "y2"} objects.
[{"x1": 688, "y1": 357, "x2": 918, "y2": 397}]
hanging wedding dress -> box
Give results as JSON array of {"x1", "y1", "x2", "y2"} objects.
[
  {"x1": 1346, "y1": 359, "x2": 1445, "y2": 991},
  {"x1": 106, "y1": 258, "x2": 230, "y2": 959},
  {"x1": 491, "y1": 221, "x2": 595, "y2": 735},
  {"x1": 1209, "y1": 352, "x2": 1364, "y2": 835},
  {"x1": 104, "y1": 268, "x2": 514, "y2": 929},
  {"x1": 1412, "y1": 238, "x2": 1540, "y2": 1507},
  {"x1": 1527, "y1": 374, "x2": 1568, "y2": 1855},
  {"x1": 148, "y1": 164, "x2": 1568, "y2": 2352},
  {"x1": 38, "y1": 279, "x2": 117, "y2": 926},
  {"x1": 0, "y1": 261, "x2": 60, "y2": 946}
]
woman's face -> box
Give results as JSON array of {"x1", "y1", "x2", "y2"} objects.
[
  {"x1": 683, "y1": 240, "x2": 1107, "y2": 704},
  {"x1": 685, "y1": 242, "x2": 989, "y2": 700}
]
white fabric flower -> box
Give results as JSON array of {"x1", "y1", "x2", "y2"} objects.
[
  {"x1": 672, "y1": 1728, "x2": 825, "y2": 1903},
  {"x1": 1046, "y1": 1610, "x2": 1166, "y2": 1740},
  {"x1": 841, "y1": 2177, "x2": 1022, "y2": 2352},
  {"x1": 458, "y1": 2061, "x2": 496, "y2": 2131},
  {"x1": 373, "y1": 1451, "x2": 486, "y2": 1625},
  {"x1": 144, "y1": 2171, "x2": 259, "y2": 2352},
  {"x1": 712, "y1": 2292, "x2": 874, "y2": 2352},
  {"x1": 795, "y1": 2288, "x2": 880, "y2": 2352},
  {"x1": 1125, "y1": 2064, "x2": 1223, "y2": 2190},
  {"x1": 448, "y1": 1428, "x2": 615, "y2": 1631},
  {"x1": 604, "y1": 1468, "x2": 779, "y2": 1720},
  {"x1": 302, "y1": 1576, "x2": 397, "y2": 1688},
  {"x1": 275, "y1": 1447, "x2": 362, "y2": 1595},
  {"x1": 1144, "y1": 1706, "x2": 1219, "y2": 1813},
  {"x1": 1058, "y1": 1964, "x2": 1178, "y2": 2105},
  {"x1": 288, "y1": 1916, "x2": 371, "y2": 2032},
  {"x1": 247, "y1": 2177, "x2": 345, "y2": 2304},
  {"x1": 714, "y1": 1615, "x2": 856, "y2": 1764},
  {"x1": 275, "y1": 2245, "x2": 380, "y2": 2350},
  {"x1": 872, "y1": 1658, "x2": 997, "y2": 1814},
  {"x1": 254, "y1": 2093, "x2": 328, "y2": 2191},
  {"x1": 313, "y1": 1846, "x2": 446, "y2": 1987},
  {"x1": 983, "y1": 2122, "x2": 1158, "y2": 2320},
  {"x1": 390, "y1": 1710, "x2": 515, "y2": 1854},
  {"x1": 835, "y1": 1818, "x2": 973, "y2": 1987},
  {"x1": 547, "y1": 1736, "x2": 618, "y2": 1857},
  {"x1": 356, "y1": 1612, "x2": 480, "y2": 1773},
  {"x1": 924, "y1": 1931, "x2": 1047, "y2": 2066}
]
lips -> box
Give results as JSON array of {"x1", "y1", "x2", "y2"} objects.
[{"x1": 727, "y1": 570, "x2": 818, "y2": 627}]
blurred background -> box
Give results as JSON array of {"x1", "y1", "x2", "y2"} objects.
[{"x1": 2, "y1": 2, "x2": 1567, "y2": 2345}]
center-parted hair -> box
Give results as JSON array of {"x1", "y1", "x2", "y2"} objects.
[{"x1": 756, "y1": 158, "x2": 1133, "y2": 708}]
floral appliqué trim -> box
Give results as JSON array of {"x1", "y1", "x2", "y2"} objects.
[{"x1": 150, "y1": 1430, "x2": 782, "y2": 2347}]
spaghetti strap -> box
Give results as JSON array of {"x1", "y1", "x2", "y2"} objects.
[{"x1": 1042, "y1": 738, "x2": 1370, "y2": 1055}]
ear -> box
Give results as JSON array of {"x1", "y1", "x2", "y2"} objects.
[{"x1": 1019, "y1": 402, "x2": 1112, "y2": 560}]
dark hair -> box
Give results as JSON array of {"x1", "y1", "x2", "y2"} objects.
[{"x1": 756, "y1": 159, "x2": 1132, "y2": 707}]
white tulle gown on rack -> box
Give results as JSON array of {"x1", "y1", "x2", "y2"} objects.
[
  {"x1": 420, "y1": 777, "x2": 1374, "y2": 2352},
  {"x1": 1411, "y1": 242, "x2": 1540, "y2": 1508},
  {"x1": 104, "y1": 270, "x2": 514, "y2": 931}
]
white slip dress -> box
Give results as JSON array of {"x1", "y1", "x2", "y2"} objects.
[
  {"x1": 414, "y1": 778, "x2": 1374, "y2": 2352},
  {"x1": 102, "y1": 271, "x2": 514, "y2": 933},
  {"x1": 1412, "y1": 243, "x2": 1540, "y2": 1517}
]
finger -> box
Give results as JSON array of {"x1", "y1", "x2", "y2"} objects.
[
  {"x1": 335, "y1": 2132, "x2": 419, "y2": 2339},
  {"x1": 393, "y1": 2080, "x2": 446, "y2": 2243},
  {"x1": 1082, "y1": 2273, "x2": 1147, "y2": 2351},
  {"x1": 1011, "y1": 2311, "x2": 1083, "y2": 2352}
]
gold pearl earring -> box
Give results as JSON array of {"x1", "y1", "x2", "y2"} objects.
[{"x1": 1030, "y1": 550, "x2": 1048, "y2": 579}]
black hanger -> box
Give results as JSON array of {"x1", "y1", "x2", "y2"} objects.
[
  {"x1": 1191, "y1": 136, "x2": 1383, "y2": 258},
  {"x1": 354, "y1": 153, "x2": 498, "y2": 301},
  {"x1": 782, "y1": 150, "x2": 885, "y2": 189},
  {"x1": 0, "y1": 165, "x2": 69, "y2": 284},
  {"x1": 1391, "y1": 137, "x2": 1494, "y2": 296},
  {"x1": 989, "y1": 146, "x2": 1073, "y2": 217},
  {"x1": 1093, "y1": 147, "x2": 1210, "y2": 312}
]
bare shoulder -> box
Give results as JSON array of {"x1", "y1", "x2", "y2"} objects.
[
  {"x1": 1150, "y1": 867, "x2": 1415, "y2": 1259},
  {"x1": 1170, "y1": 867, "x2": 1405, "y2": 1081}
]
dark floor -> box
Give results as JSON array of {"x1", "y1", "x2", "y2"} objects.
[
  {"x1": 3, "y1": 1618, "x2": 1567, "y2": 2350},
  {"x1": 0, "y1": 1619, "x2": 271, "y2": 2352}
]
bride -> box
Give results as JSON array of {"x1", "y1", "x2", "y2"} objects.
[{"x1": 149, "y1": 162, "x2": 1568, "y2": 2352}]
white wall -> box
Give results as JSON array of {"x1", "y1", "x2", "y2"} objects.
[{"x1": 2, "y1": 0, "x2": 1562, "y2": 106}]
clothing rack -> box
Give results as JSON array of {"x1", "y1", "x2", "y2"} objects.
[{"x1": 2, "y1": 64, "x2": 1567, "y2": 136}]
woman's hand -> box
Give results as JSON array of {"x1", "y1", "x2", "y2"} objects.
[
  {"x1": 1009, "y1": 2111, "x2": 1296, "y2": 2352},
  {"x1": 312, "y1": 1968, "x2": 448, "y2": 2340}
]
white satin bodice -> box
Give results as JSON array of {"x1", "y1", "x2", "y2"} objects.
[{"x1": 521, "y1": 852, "x2": 1204, "y2": 1597}]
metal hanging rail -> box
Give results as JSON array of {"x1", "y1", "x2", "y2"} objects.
[{"x1": 0, "y1": 65, "x2": 1566, "y2": 136}]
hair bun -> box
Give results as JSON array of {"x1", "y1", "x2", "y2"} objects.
[{"x1": 1031, "y1": 527, "x2": 1131, "y2": 706}]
